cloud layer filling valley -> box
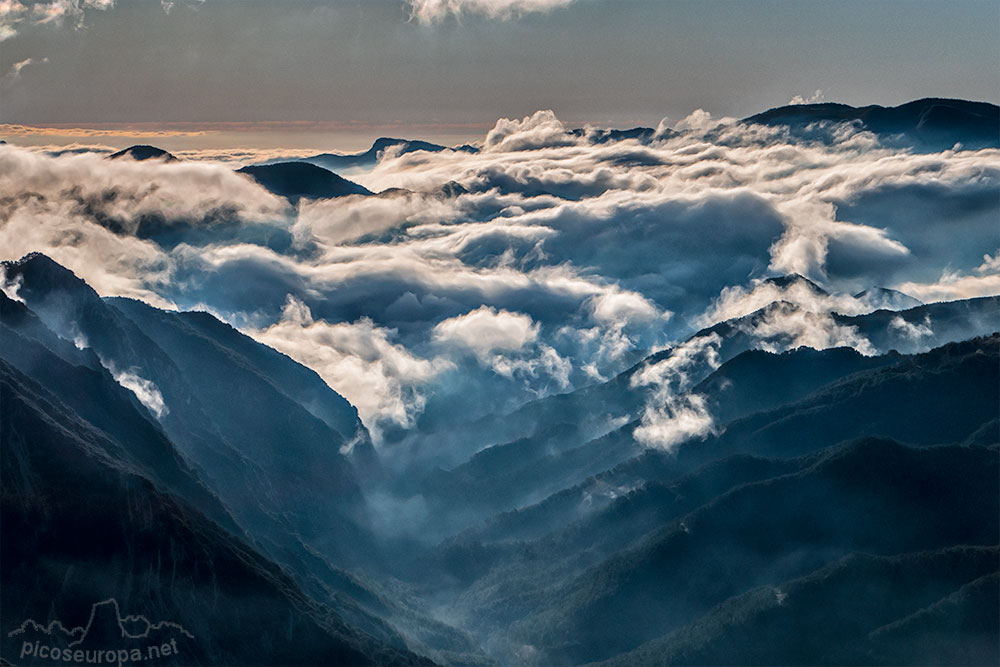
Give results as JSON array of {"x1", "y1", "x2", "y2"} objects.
[{"x1": 2, "y1": 108, "x2": 997, "y2": 445}]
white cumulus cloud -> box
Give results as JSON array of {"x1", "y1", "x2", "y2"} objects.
[
  {"x1": 253, "y1": 296, "x2": 452, "y2": 440},
  {"x1": 407, "y1": 0, "x2": 576, "y2": 24},
  {"x1": 433, "y1": 305, "x2": 539, "y2": 362}
]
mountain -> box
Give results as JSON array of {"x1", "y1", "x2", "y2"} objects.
[
  {"x1": 0, "y1": 255, "x2": 487, "y2": 664},
  {"x1": 417, "y1": 344, "x2": 899, "y2": 528},
  {"x1": 692, "y1": 345, "x2": 901, "y2": 425},
  {"x1": 108, "y1": 145, "x2": 178, "y2": 161},
  {"x1": 280, "y1": 137, "x2": 478, "y2": 171},
  {"x1": 569, "y1": 127, "x2": 658, "y2": 144},
  {"x1": 1, "y1": 254, "x2": 371, "y2": 559},
  {"x1": 237, "y1": 162, "x2": 372, "y2": 202},
  {"x1": 744, "y1": 98, "x2": 1000, "y2": 151},
  {"x1": 0, "y1": 358, "x2": 424, "y2": 665},
  {"x1": 407, "y1": 333, "x2": 998, "y2": 663},
  {"x1": 406, "y1": 281, "x2": 998, "y2": 476},
  {"x1": 463, "y1": 434, "x2": 998, "y2": 664},
  {"x1": 155, "y1": 305, "x2": 380, "y2": 475},
  {"x1": 392, "y1": 278, "x2": 998, "y2": 548},
  {"x1": 402, "y1": 290, "x2": 998, "y2": 528},
  {"x1": 603, "y1": 547, "x2": 998, "y2": 666},
  {"x1": 0, "y1": 290, "x2": 242, "y2": 537},
  {"x1": 854, "y1": 286, "x2": 923, "y2": 311},
  {"x1": 3, "y1": 251, "x2": 997, "y2": 665}
]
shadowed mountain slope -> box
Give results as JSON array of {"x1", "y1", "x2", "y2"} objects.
[
  {"x1": 602, "y1": 547, "x2": 999, "y2": 666},
  {"x1": 0, "y1": 359, "x2": 427, "y2": 665}
]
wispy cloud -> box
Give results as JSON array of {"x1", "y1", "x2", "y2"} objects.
[
  {"x1": 112, "y1": 367, "x2": 169, "y2": 418},
  {"x1": 4, "y1": 56, "x2": 47, "y2": 79},
  {"x1": 788, "y1": 89, "x2": 826, "y2": 105},
  {"x1": 630, "y1": 333, "x2": 721, "y2": 451},
  {"x1": 0, "y1": 123, "x2": 207, "y2": 137}
]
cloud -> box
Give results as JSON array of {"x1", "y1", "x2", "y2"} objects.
[
  {"x1": 889, "y1": 314, "x2": 933, "y2": 341},
  {"x1": 2, "y1": 104, "x2": 997, "y2": 458},
  {"x1": 0, "y1": 143, "x2": 285, "y2": 306},
  {"x1": 701, "y1": 276, "x2": 871, "y2": 326},
  {"x1": 788, "y1": 89, "x2": 825, "y2": 105},
  {"x1": 630, "y1": 333, "x2": 722, "y2": 451},
  {"x1": 3, "y1": 56, "x2": 47, "y2": 79},
  {"x1": 406, "y1": 0, "x2": 576, "y2": 24},
  {"x1": 700, "y1": 276, "x2": 879, "y2": 356},
  {"x1": 739, "y1": 302, "x2": 877, "y2": 356},
  {"x1": 0, "y1": 0, "x2": 113, "y2": 40},
  {"x1": 0, "y1": 123, "x2": 207, "y2": 137},
  {"x1": 895, "y1": 269, "x2": 1000, "y2": 303},
  {"x1": 3, "y1": 0, "x2": 576, "y2": 36},
  {"x1": 432, "y1": 305, "x2": 538, "y2": 361},
  {"x1": 589, "y1": 289, "x2": 661, "y2": 327},
  {"x1": 253, "y1": 295, "x2": 453, "y2": 439},
  {"x1": 0, "y1": 264, "x2": 25, "y2": 302},
  {"x1": 112, "y1": 367, "x2": 168, "y2": 418},
  {"x1": 977, "y1": 250, "x2": 1000, "y2": 275},
  {"x1": 484, "y1": 110, "x2": 577, "y2": 152},
  {"x1": 673, "y1": 109, "x2": 729, "y2": 133},
  {"x1": 767, "y1": 199, "x2": 911, "y2": 283}
]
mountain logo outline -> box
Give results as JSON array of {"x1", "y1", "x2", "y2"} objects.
[{"x1": 7, "y1": 599, "x2": 194, "y2": 647}]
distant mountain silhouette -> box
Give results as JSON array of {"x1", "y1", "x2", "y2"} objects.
[
  {"x1": 237, "y1": 162, "x2": 372, "y2": 202},
  {"x1": 108, "y1": 145, "x2": 178, "y2": 161},
  {"x1": 569, "y1": 126, "x2": 659, "y2": 144},
  {"x1": 287, "y1": 129, "x2": 662, "y2": 172},
  {"x1": 276, "y1": 137, "x2": 478, "y2": 171},
  {"x1": 745, "y1": 98, "x2": 1000, "y2": 150}
]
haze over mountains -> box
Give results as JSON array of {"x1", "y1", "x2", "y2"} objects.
[{"x1": 2, "y1": 97, "x2": 998, "y2": 665}]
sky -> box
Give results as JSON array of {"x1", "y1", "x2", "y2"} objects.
[{"x1": 1, "y1": 0, "x2": 998, "y2": 152}]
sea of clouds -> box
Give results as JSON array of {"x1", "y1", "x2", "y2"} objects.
[{"x1": 2, "y1": 108, "x2": 997, "y2": 445}]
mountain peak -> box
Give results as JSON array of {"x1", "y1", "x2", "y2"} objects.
[
  {"x1": 275, "y1": 136, "x2": 469, "y2": 172},
  {"x1": 1, "y1": 254, "x2": 105, "y2": 342},
  {"x1": 5, "y1": 251, "x2": 70, "y2": 274},
  {"x1": 108, "y1": 145, "x2": 178, "y2": 162},
  {"x1": 762, "y1": 273, "x2": 828, "y2": 294},
  {"x1": 369, "y1": 136, "x2": 454, "y2": 155},
  {"x1": 2, "y1": 253, "x2": 90, "y2": 295},
  {"x1": 854, "y1": 286, "x2": 923, "y2": 311},
  {"x1": 370, "y1": 137, "x2": 408, "y2": 152},
  {"x1": 237, "y1": 161, "x2": 372, "y2": 202}
]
